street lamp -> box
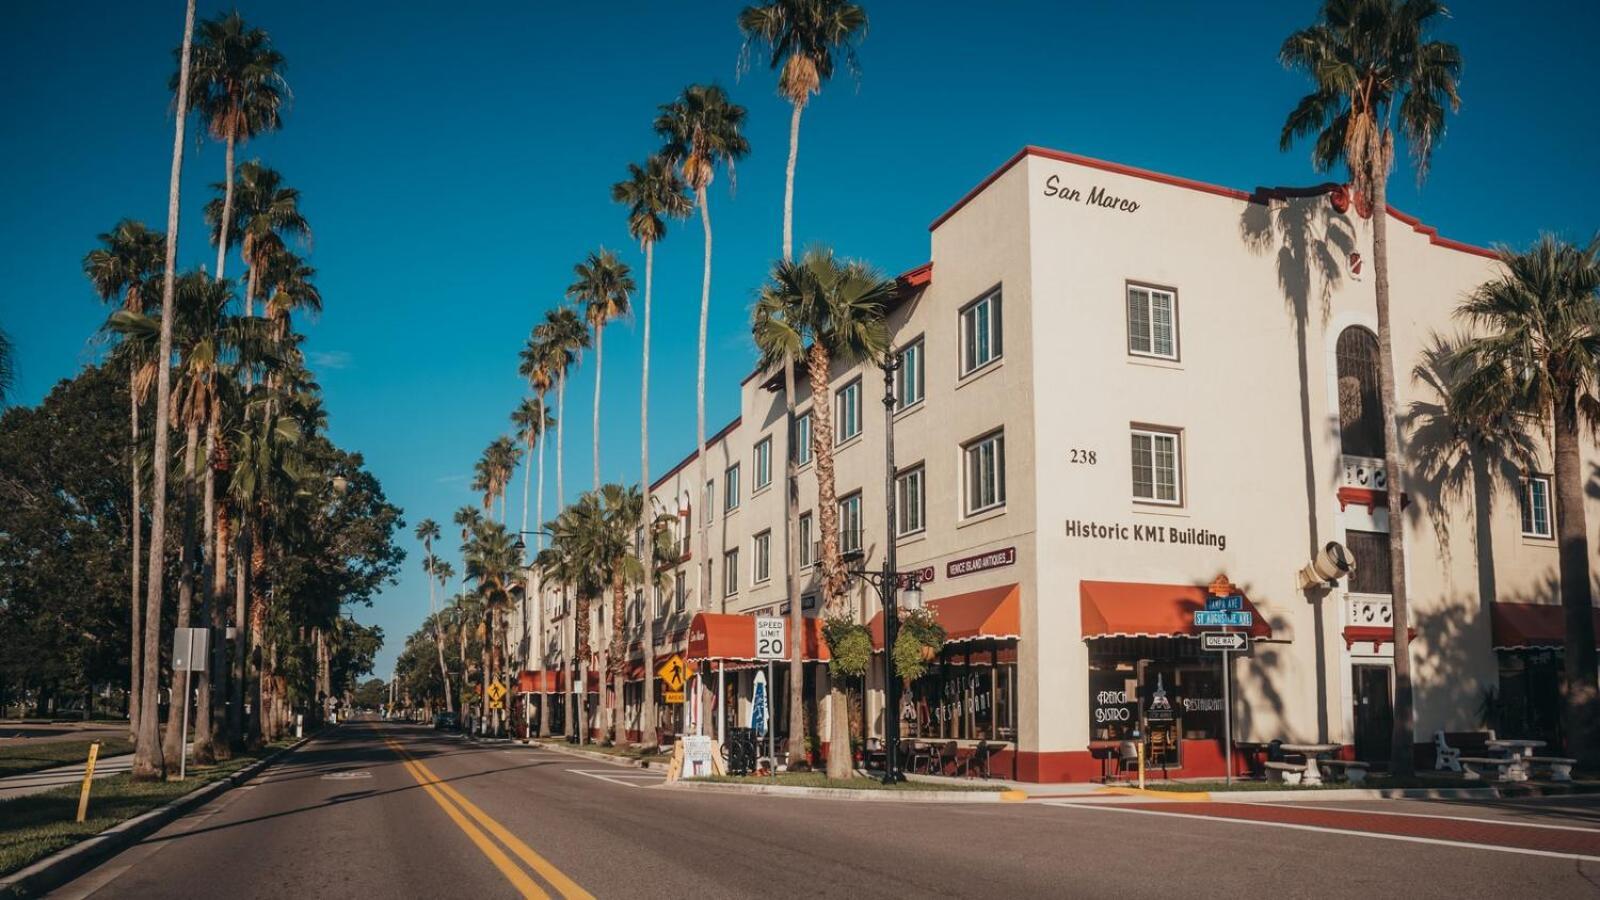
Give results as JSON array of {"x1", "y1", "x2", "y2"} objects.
[
  {"x1": 510, "y1": 529, "x2": 555, "y2": 555},
  {"x1": 845, "y1": 351, "x2": 921, "y2": 784}
]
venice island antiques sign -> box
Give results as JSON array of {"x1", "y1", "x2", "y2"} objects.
[
  {"x1": 1064, "y1": 518, "x2": 1229, "y2": 552},
  {"x1": 947, "y1": 547, "x2": 1016, "y2": 578},
  {"x1": 1042, "y1": 174, "x2": 1141, "y2": 214}
]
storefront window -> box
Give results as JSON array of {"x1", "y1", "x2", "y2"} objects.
[
  {"x1": 1088, "y1": 637, "x2": 1227, "y2": 769},
  {"x1": 903, "y1": 641, "x2": 1017, "y2": 742}
]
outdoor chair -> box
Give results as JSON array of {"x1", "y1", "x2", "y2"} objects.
[
  {"x1": 967, "y1": 740, "x2": 995, "y2": 779},
  {"x1": 907, "y1": 741, "x2": 933, "y2": 774},
  {"x1": 938, "y1": 741, "x2": 959, "y2": 776}
]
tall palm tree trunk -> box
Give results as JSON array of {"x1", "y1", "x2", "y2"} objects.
[
  {"x1": 135, "y1": 0, "x2": 197, "y2": 781},
  {"x1": 203, "y1": 488, "x2": 231, "y2": 759},
  {"x1": 1553, "y1": 391, "x2": 1599, "y2": 764},
  {"x1": 639, "y1": 241, "x2": 656, "y2": 747},
  {"x1": 779, "y1": 109, "x2": 804, "y2": 759},
  {"x1": 214, "y1": 132, "x2": 235, "y2": 280},
  {"x1": 192, "y1": 423, "x2": 219, "y2": 763},
  {"x1": 782, "y1": 101, "x2": 802, "y2": 261},
  {"x1": 481, "y1": 614, "x2": 493, "y2": 736},
  {"x1": 592, "y1": 328, "x2": 603, "y2": 492},
  {"x1": 536, "y1": 403, "x2": 550, "y2": 737},
  {"x1": 247, "y1": 536, "x2": 267, "y2": 747},
  {"x1": 163, "y1": 423, "x2": 202, "y2": 768},
  {"x1": 433, "y1": 615, "x2": 454, "y2": 714},
  {"x1": 804, "y1": 342, "x2": 851, "y2": 780},
  {"x1": 128, "y1": 384, "x2": 143, "y2": 739},
  {"x1": 693, "y1": 184, "x2": 715, "y2": 731},
  {"x1": 1370, "y1": 156, "x2": 1415, "y2": 777},
  {"x1": 229, "y1": 523, "x2": 248, "y2": 746}
]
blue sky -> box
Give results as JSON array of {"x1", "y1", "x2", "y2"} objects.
[{"x1": 3, "y1": 1, "x2": 1596, "y2": 678}]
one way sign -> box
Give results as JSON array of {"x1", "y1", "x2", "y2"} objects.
[{"x1": 1201, "y1": 632, "x2": 1250, "y2": 653}]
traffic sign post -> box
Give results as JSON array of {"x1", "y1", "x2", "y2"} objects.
[
  {"x1": 1193, "y1": 588, "x2": 1248, "y2": 787},
  {"x1": 755, "y1": 617, "x2": 784, "y2": 781},
  {"x1": 1200, "y1": 632, "x2": 1249, "y2": 652},
  {"x1": 171, "y1": 627, "x2": 208, "y2": 780}
]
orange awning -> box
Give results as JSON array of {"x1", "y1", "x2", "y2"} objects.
[
  {"x1": 685, "y1": 612, "x2": 829, "y2": 663},
  {"x1": 516, "y1": 670, "x2": 563, "y2": 693},
  {"x1": 1080, "y1": 580, "x2": 1272, "y2": 639},
  {"x1": 869, "y1": 583, "x2": 1022, "y2": 650},
  {"x1": 1492, "y1": 602, "x2": 1600, "y2": 650}
]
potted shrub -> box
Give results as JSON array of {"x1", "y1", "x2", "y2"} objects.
[{"x1": 893, "y1": 607, "x2": 947, "y2": 684}]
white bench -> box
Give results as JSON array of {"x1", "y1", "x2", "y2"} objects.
[
  {"x1": 1457, "y1": 756, "x2": 1517, "y2": 781},
  {"x1": 1264, "y1": 761, "x2": 1307, "y2": 785},
  {"x1": 1434, "y1": 730, "x2": 1497, "y2": 772},
  {"x1": 1529, "y1": 756, "x2": 1577, "y2": 782},
  {"x1": 1318, "y1": 759, "x2": 1371, "y2": 786}
]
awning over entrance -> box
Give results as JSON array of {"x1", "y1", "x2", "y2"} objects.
[
  {"x1": 1492, "y1": 602, "x2": 1600, "y2": 650},
  {"x1": 1079, "y1": 580, "x2": 1272, "y2": 639},
  {"x1": 868, "y1": 583, "x2": 1022, "y2": 650},
  {"x1": 684, "y1": 612, "x2": 829, "y2": 663},
  {"x1": 516, "y1": 670, "x2": 563, "y2": 694}
]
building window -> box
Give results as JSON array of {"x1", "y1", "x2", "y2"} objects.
[
  {"x1": 1130, "y1": 427, "x2": 1181, "y2": 505},
  {"x1": 896, "y1": 338, "x2": 924, "y2": 410},
  {"x1": 798, "y1": 512, "x2": 813, "y2": 567},
  {"x1": 753, "y1": 437, "x2": 772, "y2": 490},
  {"x1": 723, "y1": 549, "x2": 739, "y2": 596},
  {"x1": 1346, "y1": 530, "x2": 1392, "y2": 595},
  {"x1": 674, "y1": 571, "x2": 687, "y2": 613},
  {"x1": 724, "y1": 464, "x2": 740, "y2": 512},
  {"x1": 654, "y1": 584, "x2": 666, "y2": 619},
  {"x1": 1336, "y1": 327, "x2": 1385, "y2": 459},
  {"x1": 836, "y1": 379, "x2": 862, "y2": 442},
  {"x1": 793, "y1": 411, "x2": 813, "y2": 465},
  {"x1": 1520, "y1": 475, "x2": 1553, "y2": 538},
  {"x1": 753, "y1": 531, "x2": 772, "y2": 583},
  {"x1": 703, "y1": 480, "x2": 714, "y2": 524},
  {"x1": 1126, "y1": 284, "x2": 1178, "y2": 360},
  {"x1": 839, "y1": 492, "x2": 863, "y2": 554},
  {"x1": 963, "y1": 431, "x2": 1006, "y2": 516},
  {"x1": 960, "y1": 288, "x2": 1002, "y2": 375},
  {"x1": 896, "y1": 465, "x2": 925, "y2": 537}
]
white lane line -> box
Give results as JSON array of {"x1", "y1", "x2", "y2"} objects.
[
  {"x1": 567, "y1": 769, "x2": 662, "y2": 788},
  {"x1": 1041, "y1": 801, "x2": 1600, "y2": 864},
  {"x1": 1264, "y1": 802, "x2": 1600, "y2": 833}
]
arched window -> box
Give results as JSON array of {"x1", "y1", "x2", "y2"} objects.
[{"x1": 1336, "y1": 327, "x2": 1385, "y2": 458}]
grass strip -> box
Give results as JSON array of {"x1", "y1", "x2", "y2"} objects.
[
  {"x1": 0, "y1": 744, "x2": 283, "y2": 877},
  {"x1": 695, "y1": 772, "x2": 1002, "y2": 792},
  {"x1": 0, "y1": 740, "x2": 136, "y2": 779}
]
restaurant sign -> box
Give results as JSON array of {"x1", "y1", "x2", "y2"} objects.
[{"x1": 947, "y1": 547, "x2": 1016, "y2": 579}]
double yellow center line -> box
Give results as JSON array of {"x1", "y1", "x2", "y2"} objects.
[{"x1": 386, "y1": 739, "x2": 592, "y2": 899}]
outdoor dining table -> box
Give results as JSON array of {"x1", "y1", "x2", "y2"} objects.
[
  {"x1": 1486, "y1": 738, "x2": 1546, "y2": 781},
  {"x1": 1278, "y1": 743, "x2": 1343, "y2": 785}
]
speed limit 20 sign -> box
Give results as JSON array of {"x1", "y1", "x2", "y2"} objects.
[{"x1": 755, "y1": 616, "x2": 786, "y2": 660}]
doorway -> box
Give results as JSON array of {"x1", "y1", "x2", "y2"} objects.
[{"x1": 1352, "y1": 664, "x2": 1393, "y2": 762}]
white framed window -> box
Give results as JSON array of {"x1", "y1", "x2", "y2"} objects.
[
  {"x1": 703, "y1": 480, "x2": 714, "y2": 524},
  {"x1": 839, "y1": 492, "x2": 863, "y2": 554},
  {"x1": 753, "y1": 437, "x2": 772, "y2": 490},
  {"x1": 836, "y1": 379, "x2": 862, "y2": 442},
  {"x1": 793, "y1": 411, "x2": 813, "y2": 465},
  {"x1": 963, "y1": 431, "x2": 1006, "y2": 515},
  {"x1": 960, "y1": 288, "x2": 1002, "y2": 375},
  {"x1": 896, "y1": 465, "x2": 925, "y2": 537},
  {"x1": 1127, "y1": 283, "x2": 1178, "y2": 360},
  {"x1": 674, "y1": 571, "x2": 687, "y2": 612},
  {"x1": 724, "y1": 464, "x2": 740, "y2": 512},
  {"x1": 896, "y1": 338, "x2": 925, "y2": 410},
  {"x1": 798, "y1": 512, "x2": 813, "y2": 567},
  {"x1": 1520, "y1": 474, "x2": 1553, "y2": 538},
  {"x1": 1131, "y1": 426, "x2": 1182, "y2": 505},
  {"x1": 654, "y1": 584, "x2": 666, "y2": 618},
  {"x1": 753, "y1": 530, "x2": 771, "y2": 583},
  {"x1": 723, "y1": 549, "x2": 739, "y2": 596}
]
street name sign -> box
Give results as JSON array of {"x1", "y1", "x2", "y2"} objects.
[
  {"x1": 1204, "y1": 594, "x2": 1244, "y2": 612},
  {"x1": 755, "y1": 617, "x2": 786, "y2": 660},
  {"x1": 1201, "y1": 632, "x2": 1249, "y2": 652},
  {"x1": 1193, "y1": 610, "x2": 1253, "y2": 628}
]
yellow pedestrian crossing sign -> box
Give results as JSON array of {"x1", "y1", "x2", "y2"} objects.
[
  {"x1": 658, "y1": 654, "x2": 688, "y2": 704},
  {"x1": 486, "y1": 680, "x2": 507, "y2": 710}
]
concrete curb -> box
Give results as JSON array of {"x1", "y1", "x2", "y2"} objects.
[
  {"x1": 1036, "y1": 782, "x2": 1600, "y2": 805},
  {"x1": 524, "y1": 740, "x2": 671, "y2": 771},
  {"x1": 664, "y1": 779, "x2": 1024, "y2": 803},
  {"x1": 0, "y1": 734, "x2": 315, "y2": 899}
]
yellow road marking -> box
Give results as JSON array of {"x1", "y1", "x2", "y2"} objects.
[
  {"x1": 385, "y1": 741, "x2": 550, "y2": 899},
  {"x1": 389, "y1": 740, "x2": 594, "y2": 900}
]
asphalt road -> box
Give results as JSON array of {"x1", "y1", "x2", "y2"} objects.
[{"x1": 48, "y1": 723, "x2": 1600, "y2": 899}]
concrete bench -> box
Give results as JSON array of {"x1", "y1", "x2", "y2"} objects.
[
  {"x1": 1457, "y1": 756, "x2": 1516, "y2": 781},
  {"x1": 1264, "y1": 761, "x2": 1307, "y2": 785},
  {"x1": 1434, "y1": 729, "x2": 1497, "y2": 772},
  {"x1": 1318, "y1": 759, "x2": 1370, "y2": 786},
  {"x1": 1529, "y1": 757, "x2": 1577, "y2": 782}
]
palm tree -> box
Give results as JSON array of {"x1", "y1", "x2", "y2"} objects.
[
  {"x1": 257, "y1": 244, "x2": 321, "y2": 341},
  {"x1": 752, "y1": 248, "x2": 892, "y2": 778},
  {"x1": 431, "y1": 559, "x2": 457, "y2": 714},
  {"x1": 738, "y1": 0, "x2": 866, "y2": 261},
  {"x1": 1452, "y1": 235, "x2": 1600, "y2": 765},
  {"x1": 416, "y1": 519, "x2": 455, "y2": 714},
  {"x1": 465, "y1": 520, "x2": 519, "y2": 736},
  {"x1": 1279, "y1": 0, "x2": 1461, "y2": 777},
  {"x1": 517, "y1": 340, "x2": 559, "y2": 735},
  {"x1": 655, "y1": 84, "x2": 750, "y2": 621},
  {"x1": 84, "y1": 218, "x2": 165, "y2": 738},
  {"x1": 567, "y1": 249, "x2": 635, "y2": 493},
  {"x1": 613, "y1": 155, "x2": 691, "y2": 745},
  {"x1": 206, "y1": 160, "x2": 309, "y2": 319},
  {"x1": 511, "y1": 397, "x2": 555, "y2": 690},
  {"x1": 133, "y1": 0, "x2": 198, "y2": 780},
  {"x1": 183, "y1": 10, "x2": 287, "y2": 281},
  {"x1": 535, "y1": 308, "x2": 590, "y2": 513}
]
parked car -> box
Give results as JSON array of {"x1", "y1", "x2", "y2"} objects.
[{"x1": 433, "y1": 711, "x2": 460, "y2": 731}]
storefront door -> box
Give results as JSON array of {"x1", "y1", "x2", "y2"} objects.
[{"x1": 1352, "y1": 664, "x2": 1392, "y2": 762}]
